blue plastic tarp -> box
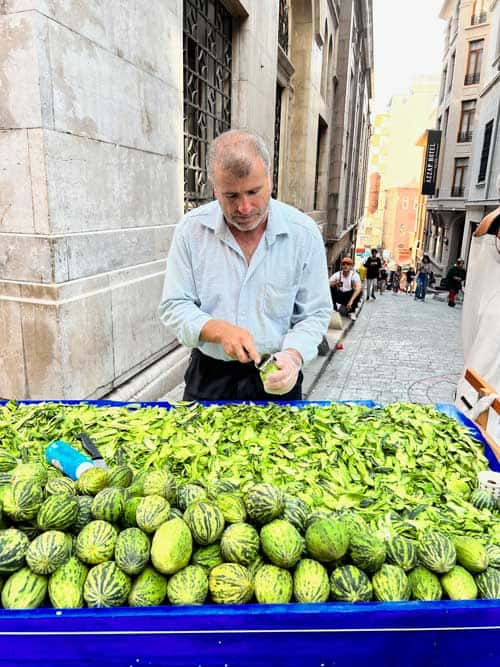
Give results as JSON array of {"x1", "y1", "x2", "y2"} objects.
[{"x1": 0, "y1": 399, "x2": 499, "y2": 666}]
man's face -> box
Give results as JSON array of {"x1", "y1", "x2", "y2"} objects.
[
  {"x1": 341, "y1": 261, "x2": 352, "y2": 274},
  {"x1": 213, "y1": 157, "x2": 272, "y2": 232}
]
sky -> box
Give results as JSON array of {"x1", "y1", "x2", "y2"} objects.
[{"x1": 372, "y1": 0, "x2": 445, "y2": 112}]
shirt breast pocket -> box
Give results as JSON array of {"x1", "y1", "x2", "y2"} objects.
[{"x1": 263, "y1": 284, "x2": 298, "y2": 319}]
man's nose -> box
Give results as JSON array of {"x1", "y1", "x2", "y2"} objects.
[{"x1": 237, "y1": 197, "x2": 252, "y2": 213}]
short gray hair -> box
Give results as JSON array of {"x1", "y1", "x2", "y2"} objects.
[{"x1": 207, "y1": 130, "x2": 271, "y2": 181}]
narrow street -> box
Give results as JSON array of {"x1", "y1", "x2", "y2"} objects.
[{"x1": 309, "y1": 289, "x2": 464, "y2": 405}]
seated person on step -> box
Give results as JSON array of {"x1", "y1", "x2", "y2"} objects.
[{"x1": 329, "y1": 257, "x2": 362, "y2": 319}]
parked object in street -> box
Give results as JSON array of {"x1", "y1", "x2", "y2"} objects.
[
  {"x1": 329, "y1": 257, "x2": 362, "y2": 317},
  {"x1": 456, "y1": 181, "x2": 500, "y2": 414},
  {"x1": 363, "y1": 248, "x2": 382, "y2": 300},
  {"x1": 446, "y1": 259, "x2": 466, "y2": 307},
  {"x1": 415, "y1": 254, "x2": 432, "y2": 301},
  {"x1": 159, "y1": 130, "x2": 332, "y2": 401}
]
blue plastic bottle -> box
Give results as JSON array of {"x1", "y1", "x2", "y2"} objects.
[{"x1": 45, "y1": 440, "x2": 94, "y2": 480}]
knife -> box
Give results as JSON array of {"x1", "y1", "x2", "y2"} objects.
[{"x1": 76, "y1": 433, "x2": 108, "y2": 470}]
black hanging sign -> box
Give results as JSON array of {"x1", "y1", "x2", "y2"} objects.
[{"x1": 422, "y1": 129, "x2": 441, "y2": 195}]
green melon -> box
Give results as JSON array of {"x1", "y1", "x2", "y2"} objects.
[
  {"x1": 37, "y1": 494, "x2": 79, "y2": 531},
  {"x1": 48, "y1": 556, "x2": 88, "y2": 608},
  {"x1": 83, "y1": 561, "x2": 131, "y2": 608},
  {"x1": 12, "y1": 462, "x2": 47, "y2": 486},
  {"x1": 408, "y1": 565, "x2": 442, "y2": 601},
  {"x1": 72, "y1": 495, "x2": 94, "y2": 533},
  {"x1": 293, "y1": 558, "x2": 330, "y2": 603},
  {"x1": 3, "y1": 480, "x2": 44, "y2": 522},
  {"x1": 441, "y1": 565, "x2": 478, "y2": 600},
  {"x1": 45, "y1": 477, "x2": 76, "y2": 496},
  {"x1": 0, "y1": 528, "x2": 30, "y2": 573},
  {"x1": 282, "y1": 495, "x2": 310, "y2": 533},
  {"x1": 207, "y1": 479, "x2": 240, "y2": 498},
  {"x1": 215, "y1": 492, "x2": 247, "y2": 523},
  {"x1": 127, "y1": 471, "x2": 147, "y2": 497},
  {"x1": 305, "y1": 518, "x2": 349, "y2": 563},
  {"x1": 184, "y1": 501, "x2": 225, "y2": 546},
  {"x1": 304, "y1": 509, "x2": 331, "y2": 530},
  {"x1": 244, "y1": 483, "x2": 284, "y2": 525},
  {"x1": 150, "y1": 517, "x2": 192, "y2": 575},
  {"x1": 167, "y1": 565, "x2": 209, "y2": 605},
  {"x1": 77, "y1": 467, "x2": 109, "y2": 495},
  {"x1": 75, "y1": 520, "x2": 117, "y2": 565},
  {"x1": 176, "y1": 483, "x2": 207, "y2": 512},
  {"x1": 191, "y1": 543, "x2": 224, "y2": 572},
  {"x1": 2, "y1": 567, "x2": 47, "y2": 609},
  {"x1": 385, "y1": 534, "x2": 418, "y2": 571},
  {"x1": 128, "y1": 566, "x2": 168, "y2": 607},
  {"x1": 91, "y1": 487, "x2": 126, "y2": 523},
  {"x1": 453, "y1": 536, "x2": 489, "y2": 573},
  {"x1": 486, "y1": 544, "x2": 500, "y2": 568},
  {"x1": 254, "y1": 564, "x2": 293, "y2": 603},
  {"x1": 469, "y1": 489, "x2": 496, "y2": 511},
  {"x1": 260, "y1": 519, "x2": 303, "y2": 568},
  {"x1": 122, "y1": 496, "x2": 142, "y2": 528},
  {"x1": 476, "y1": 567, "x2": 500, "y2": 599},
  {"x1": 26, "y1": 530, "x2": 71, "y2": 575},
  {"x1": 349, "y1": 532, "x2": 386, "y2": 573},
  {"x1": 143, "y1": 470, "x2": 177, "y2": 502},
  {"x1": 372, "y1": 564, "x2": 410, "y2": 601},
  {"x1": 208, "y1": 563, "x2": 253, "y2": 604},
  {"x1": 136, "y1": 494, "x2": 170, "y2": 534},
  {"x1": 220, "y1": 522, "x2": 260, "y2": 566},
  {"x1": 108, "y1": 465, "x2": 133, "y2": 489},
  {"x1": 417, "y1": 531, "x2": 456, "y2": 574},
  {"x1": 330, "y1": 565, "x2": 373, "y2": 602},
  {"x1": 114, "y1": 527, "x2": 150, "y2": 576},
  {"x1": 0, "y1": 452, "x2": 17, "y2": 472}
]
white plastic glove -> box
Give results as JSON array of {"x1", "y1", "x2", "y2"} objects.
[{"x1": 262, "y1": 350, "x2": 302, "y2": 395}]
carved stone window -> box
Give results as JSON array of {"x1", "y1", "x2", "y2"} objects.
[
  {"x1": 278, "y1": 0, "x2": 289, "y2": 55},
  {"x1": 183, "y1": 0, "x2": 232, "y2": 210}
]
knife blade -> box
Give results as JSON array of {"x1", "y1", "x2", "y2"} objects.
[{"x1": 76, "y1": 433, "x2": 108, "y2": 470}]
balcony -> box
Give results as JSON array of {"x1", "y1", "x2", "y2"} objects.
[
  {"x1": 457, "y1": 130, "x2": 473, "y2": 143},
  {"x1": 464, "y1": 72, "x2": 480, "y2": 85},
  {"x1": 471, "y1": 12, "x2": 487, "y2": 25},
  {"x1": 451, "y1": 186, "x2": 465, "y2": 197}
]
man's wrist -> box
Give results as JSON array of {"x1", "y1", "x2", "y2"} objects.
[{"x1": 283, "y1": 348, "x2": 303, "y2": 368}]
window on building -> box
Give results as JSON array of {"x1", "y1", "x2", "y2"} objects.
[
  {"x1": 443, "y1": 107, "x2": 449, "y2": 137},
  {"x1": 314, "y1": 116, "x2": 328, "y2": 210},
  {"x1": 439, "y1": 67, "x2": 447, "y2": 102},
  {"x1": 457, "y1": 99, "x2": 476, "y2": 142},
  {"x1": 452, "y1": 158, "x2": 468, "y2": 197},
  {"x1": 183, "y1": 0, "x2": 232, "y2": 210},
  {"x1": 278, "y1": 0, "x2": 289, "y2": 55},
  {"x1": 448, "y1": 53, "x2": 455, "y2": 92},
  {"x1": 321, "y1": 20, "x2": 329, "y2": 98},
  {"x1": 402, "y1": 197, "x2": 409, "y2": 210},
  {"x1": 464, "y1": 40, "x2": 484, "y2": 85},
  {"x1": 272, "y1": 85, "x2": 284, "y2": 199},
  {"x1": 471, "y1": 0, "x2": 486, "y2": 25},
  {"x1": 478, "y1": 120, "x2": 494, "y2": 182}
]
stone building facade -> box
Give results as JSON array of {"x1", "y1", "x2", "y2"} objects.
[
  {"x1": 0, "y1": 0, "x2": 372, "y2": 401},
  {"x1": 425, "y1": 0, "x2": 496, "y2": 274}
]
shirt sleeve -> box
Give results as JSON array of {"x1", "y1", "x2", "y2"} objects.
[
  {"x1": 282, "y1": 234, "x2": 333, "y2": 365},
  {"x1": 352, "y1": 271, "x2": 361, "y2": 285},
  {"x1": 158, "y1": 222, "x2": 213, "y2": 348}
]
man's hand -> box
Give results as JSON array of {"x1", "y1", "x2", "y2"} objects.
[
  {"x1": 262, "y1": 349, "x2": 302, "y2": 395},
  {"x1": 200, "y1": 320, "x2": 260, "y2": 364}
]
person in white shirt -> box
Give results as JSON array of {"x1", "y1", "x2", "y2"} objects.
[{"x1": 329, "y1": 257, "x2": 362, "y2": 320}]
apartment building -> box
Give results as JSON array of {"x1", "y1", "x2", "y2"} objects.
[
  {"x1": 425, "y1": 0, "x2": 493, "y2": 273},
  {"x1": 0, "y1": 0, "x2": 373, "y2": 400}
]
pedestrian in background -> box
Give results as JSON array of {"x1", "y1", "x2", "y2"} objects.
[
  {"x1": 329, "y1": 257, "x2": 362, "y2": 321},
  {"x1": 364, "y1": 248, "x2": 382, "y2": 300},
  {"x1": 392, "y1": 265, "x2": 402, "y2": 294},
  {"x1": 456, "y1": 172, "x2": 500, "y2": 412},
  {"x1": 378, "y1": 263, "x2": 388, "y2": 294},
  {"x1": 405, "y1": 266, "x2": 416, "y2": 294},
  {"x1": 414, "y1": 254, "x2": 432, "y2": 301},
  {"x1": 159, "y1": 129, "x2": 332, "y2": 401},
  {"x1": 446, "y1": 259, "x2": 466, "y2": 307}
]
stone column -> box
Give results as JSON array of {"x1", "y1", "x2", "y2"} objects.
[{"x1": 0, "y1": 1, "x2": 183, "y2": 399}]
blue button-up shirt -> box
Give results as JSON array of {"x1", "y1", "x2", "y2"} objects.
[{"x1": 159, "y1": 199, "x2": 332, "y2": 365}]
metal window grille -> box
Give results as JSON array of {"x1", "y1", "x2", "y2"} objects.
[
  {"x1": 457, "y1": 130, "x2": 473, "y2": 143},
  {"x1": 464, "y1": 72, "x2": 481, "y2": 85},
  {"x1": 183, "y1": 0, "x2": 232, "y2": 210},
  {"x1": 471, "y1": 12, "x2": 487, "y2": 25},
  {"x1": 478, "y1": 120, "x2": 493, "y2": 182},
  {"x1": 278, "y1": 0, "x2": 289, "y2": 54},
  {"x1": 272, "y1": 85, "x2": 283, "y2": 199}
]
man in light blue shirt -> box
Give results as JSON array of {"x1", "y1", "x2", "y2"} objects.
[{"x1": 159, "y1": 130, "x2": 332, "y2": 401}]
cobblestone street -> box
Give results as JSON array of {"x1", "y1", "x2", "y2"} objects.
[{"x1": 309, "y1": 289, "x2": 464, "y2": 404}]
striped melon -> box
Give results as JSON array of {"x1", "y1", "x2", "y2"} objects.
[
  {"x1": 372, "y1": 564, "x2": 410, "y2": 601},
  {"x1": 453, "y1": 535, "x2": 489, "y2": 573},
  {"x1": 37, "y1": 494, "x2": 79, "y2": 531},
  {"x1": 176, "y1": 483, "x2": 207, "y2": 512},
  {"x1": 114, "y1": 528, "x2": 150, "y2": 576},
  {"x1": 304, "y1": 509, "x2": 331, "y2": 530},
  {"x1": 11, "y1": 462, "x2": 47, "y2": 486},
  {"x1": 0, "y1": 528, "x2": 30, "y2": 573},
  {"x1": 207, "y1": 479, "x2": 240, "y2": 498},
  {"x1": 282, "y1": 495, "x2": 310, "y2": 533},
  {"x1": 244, "y1": 483, "x2": 284, "y2": 525},
  {"x1": 441, "y1": 565, "x2": 478, "y2": 600},
  {"x1": 208, "y1": 563, "x2": 253, "y2": 604},
  {"x1": 385, "y1": 534, "x2": 418, "y2": 571},
  {"x1": 128, "y1": 566, "x2": 168, "y2": 607},
  {"x1": 214, "y1": 492, "x2": 247, "y2": 523},
  {"x1": 254, "y1": 565, "x2": 293, "y2": 603},
  {"x1": 220, "y1": 522, "x2": 260, "y2": 566},
  {"x1": 48, "y1": 556, "x2": 88, "y2": 608},
  {"x1": 45, "y1": 477, "x2": 76, "y2": 496},
  {"x1": 183, "y1": 501, "x2": 225, "y2": 546},
  {"x1": 3, "y1": 480, "x2": 44, "y2": 522},
  {"x1": 191, "y1": 543, "x2": 224, "y2": 572},
  {"x1": 349, "y1": 532, "x2": 386, "y2": 573},
  {"x1": 122, "y1": 496, "x2": 142, "y2": 528},
  {"x1": 408, "y1": 566, "x2": 442, "y2": 601},
  {"x1": 26, "y1": 530, "x2": 71, "y2": 575},
  {"x1": 476, "y1": 567, "x2": 500, "y2": 599},
  {"x1": 72, "y1": 495, "x2": 94, "y2": 533},
  {"x1": 417, "y1": 531, "x2": 456, "y2": 574},
  {"x1": 305, "y1": 517, "x2": 349, "y2": 562},
  {"x1": 142, "y1": 470, "x2": 177, "y2": 502},
  {"x1": 75, "y1": 520, "x2": 118, "y2": 565},
  {"x1": 77, "y1": 467, "x2": 109, "y2": 495},
  {"x1": 2, "y1": 567, "x2": 47, "y2": 609},
  {"x1": 150, "y1": 518, "x2": 193, "y2": 575},
  {"x1": 293, "y1": 558, "x2": 330, "y2": 603},
  {"x1": 0, "y1": 452, "x2": 17, "y2": 472},
  {"x1": 83, "y1": 561, "x2": 131, "y2": 608},
  {"x1": 260, "y1": 519, "x2": 303, "y2": 568},
  {"x1": 166, "y1": 565, "x2": 209, "y2": 605},
  {"x1": 107, "y1": 465, "x2": 133, "y2": 489},
  {"x1": 91, "y1": 487, "x2": 126, "y2": 523},
  {"x1": 136, "y1": 495, "x2": 170, "y2": 534},
  {"x1": 486, "y1": 543, "x2": 500, "y2": 568},
  {"x1": 330, "y1": 564, "x2": 373, "y2": 602},
  {"x1": 470, "y1": 489, "x2": 496, "y2": 511}
]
